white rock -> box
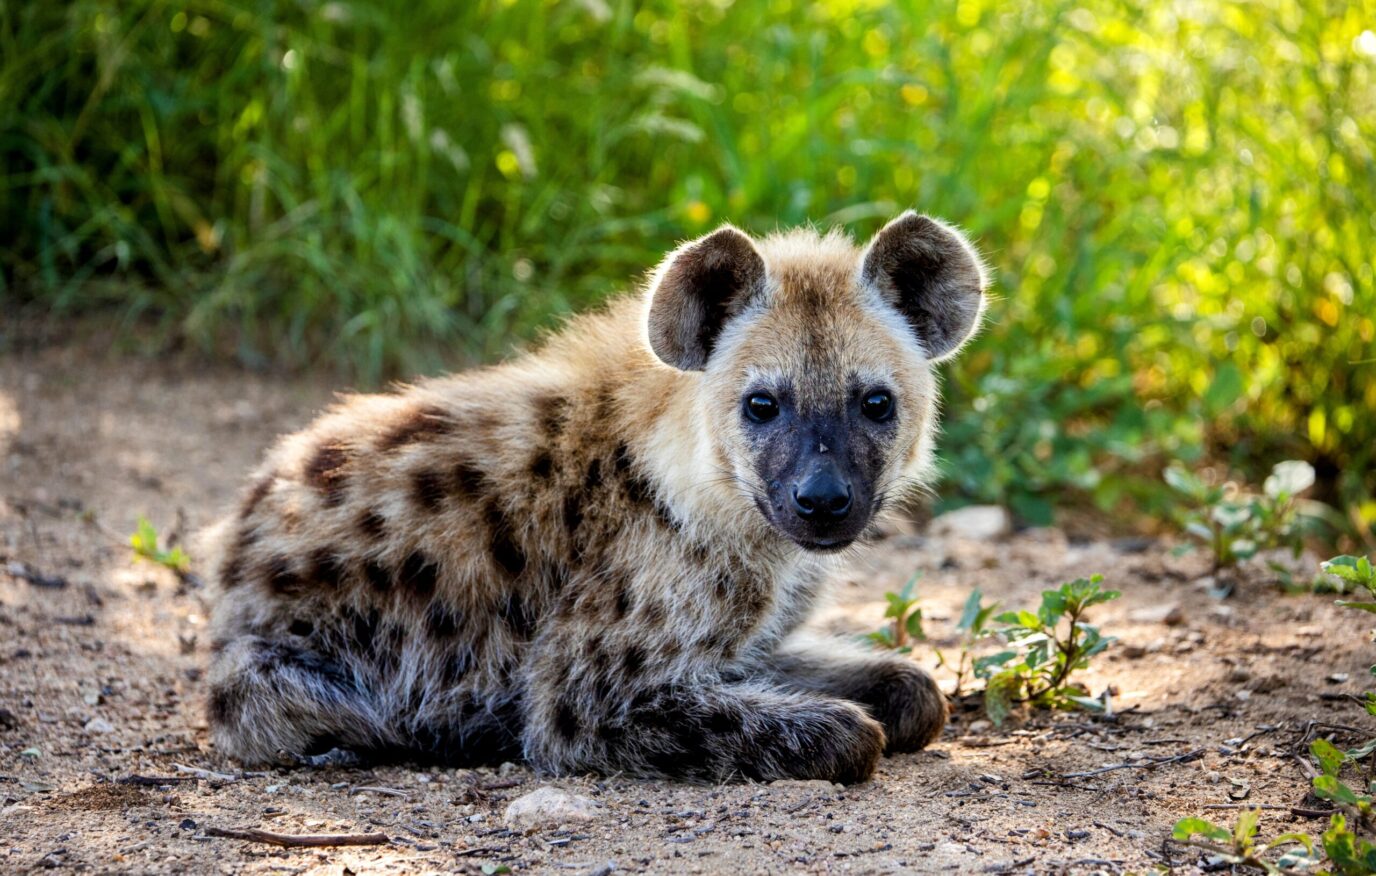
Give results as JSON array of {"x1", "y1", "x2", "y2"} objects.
[
  {"x1": 83, "y1": 717, "x2": 115, "y2": 734},
  {"x1": 768, "y1": 779, "x2": 841, "y2": 792},
  {"x1": 1128, "y1": 603, "x2": 1185, "y2": 626},
  {"x1": 504, "y1": 786, "x2": 601, "y2": 832},
  {"x1": 928, "y1": 506, "x2": 1011, "y2": 541}
]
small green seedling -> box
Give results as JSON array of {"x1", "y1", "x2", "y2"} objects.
[
  {"x1": 934, "y1": 588, "x2": 999, "y2": 698},
  {"x1": 976, "y1": 574, "x2": 1120, "y2": 725},
  {"x1": 1165, "y1": 460, "x2": 1318, "y2": 572},
  {"x1": 1171, "y1": 810, "x2": 1320, "y2": 874},
  {"x1": 865, "y1": 572, "x2": 926, "y2": 653},
  {"x1": 1312, "y1": 739, "x2": 1376, "y2": 826},
  {"x1": 1323, "y1": 555, "x2": 1376, "y2": 602},
  {"x1": 129, "y1": 516, "x2": 190, "y2": 573}
]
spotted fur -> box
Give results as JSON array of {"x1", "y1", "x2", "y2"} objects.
[{"x1": 202, "y1": 212, "x2": 987, "y2": 783}]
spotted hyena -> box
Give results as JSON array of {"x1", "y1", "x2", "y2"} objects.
[{"x1": 203, "y1": 211, "x2": 987, "y2": 784}]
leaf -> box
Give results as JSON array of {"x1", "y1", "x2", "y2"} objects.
[
  {"x1": 957, "y1": 589, "x2": 986, "y2": 632},
  {"x1": 973, "y1": 651, "x2": 1018, "y2": 678},
  {"x1": 1233, "y1": 808, "x2": 1260, "y2": 846},
  {"x1": 1335, "y1": 601, "x2": 1376, "y2": 614},
  {"x1": 984, "y1": 672, "x2": 1020, "y2": 726},
  {"x1": 1172, "y1": 817, "x2": 1231, "y2": 843},
  {"x1": 1313, "y1": 775, "x2": 1361, "y2": 805},
  {"x1": 1164, "y1": 465, "x2": 1206, "y2": 499},
  {"x1": 1062, "y1": 693, "x2": 1105, "y2": 712},
  {"x1": 905, "y1": 610, "x2": 926, "y2": 641},
  {"x1": 1312, "y1": 738, "x2": 1348, "y2": 777}
]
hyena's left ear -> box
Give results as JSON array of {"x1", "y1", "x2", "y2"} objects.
[
  {"x1": 860, "y1": 211, "x2": 988, "y2": 361},
  {"x1": 645, "y1": 226, "x2": 767, "y2": 371}
]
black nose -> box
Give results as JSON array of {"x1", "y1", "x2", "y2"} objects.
[{"x1": 791, "y1": 474, "x2": 853, "y2": 521}]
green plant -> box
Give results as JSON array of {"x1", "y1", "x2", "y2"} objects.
[
  {"x1": 1312, "y1": 739, "x2": 1376, "y2": 828},
  {"x1": 129, "y1": 516, "x2": 190, "y2": 573},
  {"x1": 975, "y1": 575, "x2": 1120, "y2": 725},
  {"x1": 866, "y1": 573, "x2": 926, "y2": 653},
  {"x1": 1165, "y1": 460, "x2": 1320, "y2": 572},
  {"x1": 1172, "y1": 810, "x2": 1319, "y2": 874},
  {"x1": 933, "y1": 588, "x2": 999, "y2": 698},
  {"x1": 1173, "y1": 808, "x2": 1376, "y2": 876},
  {"x1": 1323, "y1": 556, "x2": 1376, "y2": 605}
]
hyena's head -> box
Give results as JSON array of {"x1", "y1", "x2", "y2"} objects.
[{"x1": 645, "y1": 212, "x2": 988, "y2": 552}]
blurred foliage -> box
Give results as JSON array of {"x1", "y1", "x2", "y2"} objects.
[{"x1": 2, "y1": 0, "x2": 1374, "y2": 531}]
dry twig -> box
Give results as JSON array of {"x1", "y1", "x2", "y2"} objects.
[{"x1": 204, "y1": 827, "x2": 390, "y2": 848}]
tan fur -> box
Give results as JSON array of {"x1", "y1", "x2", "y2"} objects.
[{"x1": 203, "y1": 213, "x2": 986, "y2": 782}]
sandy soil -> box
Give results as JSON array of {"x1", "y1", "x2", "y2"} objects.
[{"x1": 2, "y1": 336, "x2": 1372, "y2": 875}]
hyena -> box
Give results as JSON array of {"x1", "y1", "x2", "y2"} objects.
[{"x1": 203, "y1": 211, "x2": 987, "y2": 784}]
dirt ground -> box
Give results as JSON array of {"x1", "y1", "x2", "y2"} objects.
[{"x1": 2, "y1": 335, "x2": 1372, "y2": 875}]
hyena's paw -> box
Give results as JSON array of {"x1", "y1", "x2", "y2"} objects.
[
  {"x1": 757, "y1": 698, "x2": 886, "y2": 785},
  {"x1": 852, "y1": 661, "x2": 948, "y2": 754}
]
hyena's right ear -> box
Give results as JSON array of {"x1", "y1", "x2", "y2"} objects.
[
  {"x1": 645, "y1": 226, "x2": 767, "y2": 371},
  {"x1": 861, "y1": 212, "x2": 988, "y2": 361}
]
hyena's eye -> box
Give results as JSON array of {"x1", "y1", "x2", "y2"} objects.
[
  {"x1": 861, "y1": 390, "x2": 895, "y2": 422},
  {"x1": 744, "y1": 392, "x2": 781, "y2": 424}
]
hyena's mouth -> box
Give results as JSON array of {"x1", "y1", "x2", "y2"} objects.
[{"x1": 754, "y1": 494, "x2": 868, "y2": 553}]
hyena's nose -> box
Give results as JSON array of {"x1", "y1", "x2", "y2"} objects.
[{"x1": 791, "y1": 473, "x2": 853, "y2": 521}]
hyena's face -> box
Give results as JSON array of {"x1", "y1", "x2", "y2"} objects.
[{"x1": 646, "y1": 212, "x2": 988, "y2": 551}]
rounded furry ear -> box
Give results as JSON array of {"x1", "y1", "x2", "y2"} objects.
[
  {"x1": 860, "y1": 212, "x2": 988, "y2": 361},
  {"x1": 645, "y1": 226, "x2": 767, "y2": 371}
]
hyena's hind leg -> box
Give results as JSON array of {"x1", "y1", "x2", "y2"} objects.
[
  {"x1": 761, "y1": 634, "x2": 947, "y2": 753},
  {"x1": 207, "y1": 636, "x2": 387, "y2": 766}
]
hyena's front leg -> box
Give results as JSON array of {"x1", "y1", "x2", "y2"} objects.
[
  {"x1": 524, "y1": 670, "x2": 885, "y2": 784},
  {"x1": 762, "y1": 634, "x2": 947, "y2": 753}
]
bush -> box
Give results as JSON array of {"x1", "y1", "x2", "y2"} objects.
[{"x1": 3, "y1": 0, "x2": 1372, "y2": 527}]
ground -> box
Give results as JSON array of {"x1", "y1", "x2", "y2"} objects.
[{"x1": 1, "y1": 337, "x2": 1371, "y2": 875}]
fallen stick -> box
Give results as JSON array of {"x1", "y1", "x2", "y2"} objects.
[
  {"x1": 204, "y1": 827, "x2": 390, "y2": 848},
  {"x1": 119, "y1": 775, "x2": 199, "y2": 786},
  {"x1": 1061, "y1": 748, "x2": 1204, "y2": 779},
  {"x1": 172, "y1": 763, "x2": 238, "y2": 783}
]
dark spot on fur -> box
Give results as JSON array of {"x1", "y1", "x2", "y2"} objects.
[
  {"x1": 622, "y1": 645, "x2": 645, "y2": 675},
  {"x1": 241, "y1": 476, "x2": 273, "y2": 520},
  {"x1": 347, "y1": 607, "x2": 381, "y2": 651},
  {"x1": 713, "y1": 571, "x2": 731, "y2": 602},
  {"x1": 265, "y1": 556, "x2": 301, "y2": 595},
  {"x1": 612, "y1": 582, "x2": 631, "y2": 620},
  {"x1": 451, "y1": 462, "x2": 485, "y2": 498},
  {"x1": 357, "y1": 510, "x2": 386, "y2": 541},
  {"x1": 498, "y1": 592, "x2": 535, "y2": 639},
  {"x1": 554, "y1": 698, "x2": 580, "y2": 740},
  {"x1": 304, "y1": 443, "x2": 348, "y2": 507},
  {"x1": 613, "y1": 442, "x2": 634, "y2": 478},
  {"x1": 399, "y1": 551, "x2": 439, "y2": 600},
  {"x1": 425, "y1": 600, "x2": 461, "y2": 639},
  {"x1": 561, "y1": 494, "x2": 583, "y2": 536},
  {"x1": 583, "y1": 458, "x2": 603, "y2": 491},
  {"x1": 288, "y1": 618, "x2": 314, "y2": 637},
  {"x1": 641, "y1": 600, "x2": 666, "y2": 627},
  {"x1": 534, "y1": 393, "x2": 568, "y2": 436},
  {"x1": 308, "y1": 548, "x2": 345, "y2": 589},
  {"x1": 485, "y1": 502, "x2": 527, "y2": 578},
  {"x1": 530, "y1": 450, "x2": 553, "y2": 479},
  {"x1": 207, "y1": 685, "x2": 241, "y2": 727},
  {"x1": 442, "y1": 650, "x2": 471, "y2": 684},
  {"x1": 412, "y1": 468, "x2": 446, "y2": 512},
  {"x1": 364, "y1": 560, "x2": 390, "y2": 593},
  {"x1": 379, "y1": 404, "x2": 453, "y2": 451}
]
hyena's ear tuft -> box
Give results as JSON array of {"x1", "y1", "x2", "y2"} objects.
[
  {"x1": 860, "y1": 212, "x2": 988, "y2": 361},
  {"x1": 645, "y1": 226, "x2": 767, "y2": 371}
]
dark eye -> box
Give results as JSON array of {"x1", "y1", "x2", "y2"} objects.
[
  {"x1": 744, "y1": 393, "x2": 780, "y2": 423},
  {"x1": 861, "y1": 390, "x2": 895, "y2": 422}
]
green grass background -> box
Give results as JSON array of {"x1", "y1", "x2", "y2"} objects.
[{"x1": 3, "y1": 0, "x2": 1373, "y2": 532}]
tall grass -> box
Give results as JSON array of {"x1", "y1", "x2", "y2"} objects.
[{"x1": 2, "y1": 0, "x2": 1373, "y2": 530}]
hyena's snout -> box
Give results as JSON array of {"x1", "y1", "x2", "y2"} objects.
[{"x1": 788, "y1": 460, "x2": 853, "y2": 522}]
